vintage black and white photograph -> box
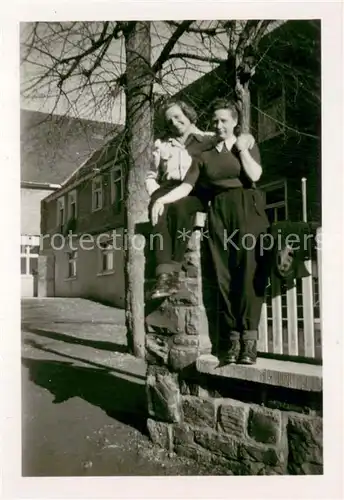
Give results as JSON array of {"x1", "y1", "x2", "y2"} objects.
[{"x1": 13, "y1": 9, "x2": 335, "y2": 485}]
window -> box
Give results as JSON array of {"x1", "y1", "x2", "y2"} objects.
[
  {"x1": 99, "y1": 240, "x2": 114, "y2": 274},
  {"x1": 67, "y1": 190, "x2": 77, "y2": 219},
  {"x1": 258, "y1": 86, "x2": 286, "y2": 143},
  {"x1": 111, "y1": 167, "x2": 124, "y2": 206},
  {"x1": 67, "y1": 250, "x2": 77, "y2": 278},
  {"x1": 92, "y1": 176, "x2": 103, "y2": 211},
  {"x1": 21, "y1": 244, "x2": 39, "y2": 275},
  {"x1": 57, "y1": 196, "x2": 66, "y2": 230},
  {"x1": 261, "y1": 180, "x2": 288, "y2": 224}
]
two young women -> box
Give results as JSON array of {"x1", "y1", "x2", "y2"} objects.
[{"x1": 145, "y1": 99, "x2": 270, "y2": 365}]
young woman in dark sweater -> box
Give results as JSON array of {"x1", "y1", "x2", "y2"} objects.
[{"x1": 151, "y1": 99, "x2": 270, "y2": 365}]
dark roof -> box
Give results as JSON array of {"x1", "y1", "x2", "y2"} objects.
[
  {"x1": 21, "y1": 109, "x2": 121, "y2": 185},
  {"x1": 60, "y1": 129, "x2": 126, "y2": 189}
]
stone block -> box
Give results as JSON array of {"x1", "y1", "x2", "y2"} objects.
[
  {"x1": 183, "y1": 248, "x2": 201, "y2": 268},
  {"x1": 197, "y1": 385, "x2": 221, "y2": 399},
  {"x1": 218, "y1": 399, "x2": 249, "y2": 438},
  {"x1": 248, "y1": 406, "x2": 282, "y2": 445},
  {"x1": 146, "y1": 365, "x2": 183, "y2": 423},
  {"x1": 173, "y1": 424, "x2": 195, "y2": 446},
  {"x1": 145, "y1": 333, "x2": 169, "y2": 365},
  {"x1": 145, "y1": 324, "x2": 158, "y2": 334},
  {"x1": 183, "y1": 264, "x2": 199, "y2": 279},
  {"x1": 174, "y1": 443, "x2": 233, "y2": 471},
  {"x1": 239, "y1": 441, "x2": 283, "y2": 468},
  {"x1": 182, "y1": 396, "x2": 217, "y2": 428},
  {"x1": 168, "y1": 335, "x2": 199, "y2": 371},
  {"x1": 186, "y1": 230, "x2": 203, "y2": 252},
  {"x1": 287, "y1": 413, "x2": 323, "y2": 474},
  {"x1": 194, "y1": 429, "x2": 239, "y2": 461},
  {"x1": 169, "y1": 279, "x2": 202, "y2": 306},
  {"x1": 145, "y1": 303, "x2": 186, "y2": 334},
  {"x1": 172, "y1": 334, "x2": 199, "y2": 347},
  {"x1": 174, "y1": 444, "x2": 213, "y2": 465},
  {"x1": 168, "y1": 344, "x2": 199, "y2": 372},
  {"x1": 185, "y1": 306, "x2": 209, "y2": 336},
  {"x1": 147, "y1": 419, "x2": 172, "y2": 450},
  {"x1": 295, "y1": 463, "x2": 323, "y2": 475},
  {"x1": 194, "y1": 212, "x2": 207, "y2": 229},
  {"x1": 179, "y1": 379, "x2": 196, "y2": 396}
]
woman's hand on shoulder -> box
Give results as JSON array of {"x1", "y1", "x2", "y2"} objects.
[
  {"x1": 201, "y1": 131, "x2": 216, "y2": 137},
  {"x1": 235, "y1": 133, "x2": 255, "y2": 153}
]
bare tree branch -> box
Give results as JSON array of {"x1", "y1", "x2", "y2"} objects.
[
  {"x1": 162, "y1": 52, "x2": 225, "y2": 64},
  {"x1": 152, "y1": 20, "x2": 194, "y2": 74},
  {"x1": 166, "y1": 20, "x2": 226, "y2": 36},
  {"x1": 21, "y1": 20, "x2": 319, "y2": 127}
]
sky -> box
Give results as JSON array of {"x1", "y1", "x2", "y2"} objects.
[{"x1": 20, "y1": 21, "x2": 230, "y2": 124}]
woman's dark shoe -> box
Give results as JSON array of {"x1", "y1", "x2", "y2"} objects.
[
  {"x1": 238, "y1": 340, "x2": 257, "y2": 365},
  {"x1": 219, "y1": 339, "x2": 241, "y2": 366},
  {"x1": 150, "y1": 273, "x2": 173, "y2": 300}
]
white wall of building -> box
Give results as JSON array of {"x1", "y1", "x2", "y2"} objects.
[{"x1": 52, "y1": 228, "x2": 126, "y2": 308}]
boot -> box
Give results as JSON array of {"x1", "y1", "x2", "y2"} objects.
[
  {"x1": 150, "y1": 273, "x2": 173, "y2": 300},
  {"x1": 219, "y1": 339, "x2": 241, "y2": 365},
  {"x1": 238, "y1": 340, "x2": 257, "y2": 365}
]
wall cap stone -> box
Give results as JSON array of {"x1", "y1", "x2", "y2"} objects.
[
  {"x1": 196, "y1": 355, "x2": 322, "y2": 392},
  {"x1": 194, "y1": 211, "x2": 207, "y2": 228}
]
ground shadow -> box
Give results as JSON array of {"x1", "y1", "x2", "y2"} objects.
[
  {"x1": 23, "y1": 337, "x2": 146, "y2": 381},
  {"x1": 22, "y1": 355, "x2": 148, "y2": 435},
  {"x1": 81, "y1": 295, "x2": 124, "y2": 309},
  {"x1": 23, "y1": 327, "x2": 128, "y2": 354}
]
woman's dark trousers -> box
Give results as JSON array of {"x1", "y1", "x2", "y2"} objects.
[
  {"x1": 207, "y1": 187, "x2": 270, "y2": 343},
  {"x1": 149, "y1": 182, "x2": 206, "y2": 276}
]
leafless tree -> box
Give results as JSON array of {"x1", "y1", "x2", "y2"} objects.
[{"x1": 21, "y1": 20, "x2": 320, "y2": 357}]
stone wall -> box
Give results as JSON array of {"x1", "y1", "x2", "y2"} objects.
[
  {"x1": 144, "y1": 221, "x2": 323, "y2": 475},
  {"x1": 145, "y1": 219, "x2": 216, "y2": 372},
  {"x1": 146, "y1": 380, "x2": 322, "y2": 475}
]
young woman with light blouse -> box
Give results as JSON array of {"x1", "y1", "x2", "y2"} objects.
[{"x1": 145, "y1": 100, "x2": 214, "y2": 300}]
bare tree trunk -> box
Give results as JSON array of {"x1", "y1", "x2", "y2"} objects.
[
  {"x1": 236, "y1": 79, "x2": 251, "y2": 134},
  {"x1": 234, "y1": 54, "x2": 252, "y2": 134},
  {"x1": 227, "y1": 19, "x2": 268, "y2": 134},
  {"x1": 124, "y1": 22, "x2": 153, "y2": 357},
  {"x1": 228, "y1": 46, "x2": 256, "y2": 188}
]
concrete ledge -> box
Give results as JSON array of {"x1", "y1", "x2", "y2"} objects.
[{"x1": 196, "y1": 355, "x2": 322, "y2": 392}]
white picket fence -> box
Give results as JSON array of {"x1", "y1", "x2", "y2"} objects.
[{"x1": 258, "y1": 227, "x2": 322, "y2": 360}]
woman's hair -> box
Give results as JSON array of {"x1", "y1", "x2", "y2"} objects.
[
  {"x1": 161, "y1": 99, "x2": 198, "y2": 125},
  {"x1": 211, "y1": 98, "x2": 239, "y2": 121},
  {"x1": 210, "y1": 98, "x2": 241, "y2": 135}
]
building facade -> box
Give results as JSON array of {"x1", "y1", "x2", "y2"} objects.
[
  {"x1": 40, "y1": 20, "x2": 321, "y2": 307},
  {"x1": 21, "y1": 109, "x2": 115, "y2": 296}
]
